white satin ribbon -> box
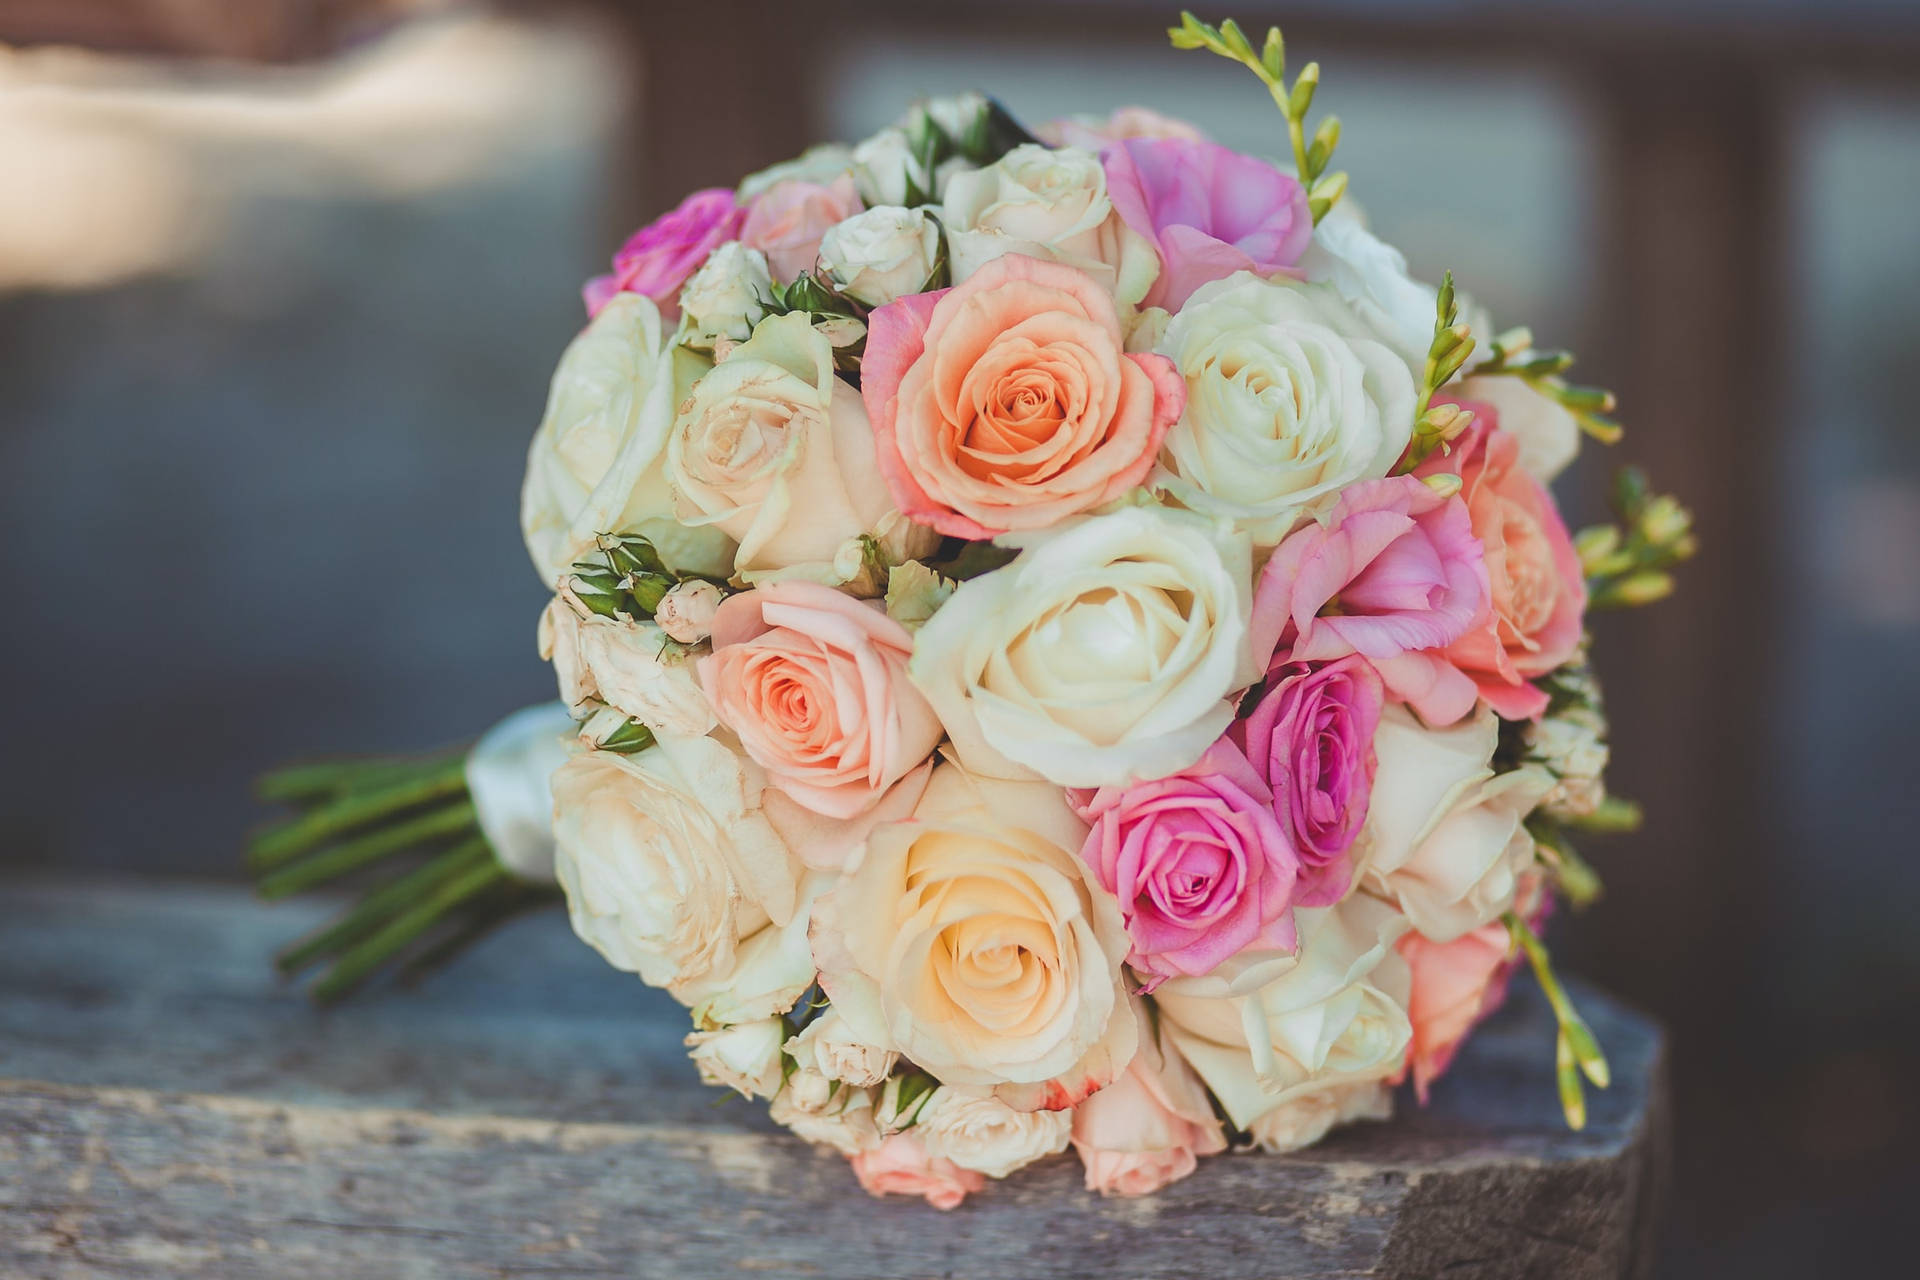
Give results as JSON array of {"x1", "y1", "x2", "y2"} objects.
[{"x1": 463, "y1": 702, "x2": 576, "y2": 884}]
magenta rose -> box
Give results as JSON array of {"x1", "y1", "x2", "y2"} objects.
[
  {"x1": 583, "y1": 187, "x2": 744, "y2": 318},
  {"x1": 1237, "y1": 656, "x2": 1382, "y2": 906},
  {"x1": 1251, "y1": 475, "x2": 1491, "y2": 727},
  {"x1": 1102, "y1": 137, "x2": 1312, "y2": 310},
  {"x1": 1073, "y1": 740, "x2": 1300, "y2": 990}
]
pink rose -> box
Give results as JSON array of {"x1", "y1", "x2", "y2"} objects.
[
  {"x1": 1102, "y1": 137, "x2": 1312, "y2": 311},
  {"x1": 1037, "y1": 105, "x2": 1208, "y2": 151},
  {"x1": 583, "y1": 187, "x2": 743, "y2": 318},
  {"x1": 849, "y1": 1131, "x2": 985, "y2": 1210},
  {"x1": 1251, "y1": 475, "x2": 1491, "y2": 727},
  {"x1": 1237, "y1": 656, "x2": 1383, "y2": 906},
  {"x1": 1072, "y1": 739, "x2": 1299, "y2": 989},
  {"x1": 1069, "y1": 1019, "x2": 1226, "y2": 1197},
  {"x1": 700, "y1": 581, "x2": 942, "y2": 820},
  {"x1": 740, "y1": 175, "x2": 862, "y2": 282},
  {"x1": 1415, "y1": 405, "x2": 1587, "y2": 720},
  {"x1": 862, "y1": 254, "x2": 1184, "y2": 539}
]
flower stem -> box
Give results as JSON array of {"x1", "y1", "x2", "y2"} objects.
[
  {"x1": 1505, "y1": 911, "x2": 1612, "y2": 1128},
  {"x1": 255, "y1": 799, "x2": 477, "y2": 899},
  {"x1": 274, "y1": 838, "x2": 494, "y2": 974},
  {"x1": 248, "y1": 757, "x2": 468, "y2": 871},
  {"x1": 310, "y1": 855, "x2": 510, "y2": 1005}
]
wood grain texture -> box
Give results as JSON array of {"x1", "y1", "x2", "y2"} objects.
[{"x1": 0, "y1": 878, "x2": 1666, "y2": 1279}]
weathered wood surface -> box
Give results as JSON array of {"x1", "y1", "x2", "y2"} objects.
[{"x1": 0, "y1": 877, "x2": 1667, "y2": 1279}]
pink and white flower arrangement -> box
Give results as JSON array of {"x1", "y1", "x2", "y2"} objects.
[{"x1": 236, "y1": 12, "x2": 1687, "y2": 1210}]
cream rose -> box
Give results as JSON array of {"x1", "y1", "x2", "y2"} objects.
[
  {"x1": 785, "y1": 1008, "x2": 896, "y2": 1088},
  {"x1": 770, "y1": 1077, "x2": 883, "y2": 1156},
  {"x1": 1153, "y1": 893, "x2": 1412, "y2": 1129},
  {"x1": 538, "y1": 584, "x2": 716, "y2": 738},
  {"x1": 1247, "y1": 1080, "x2": 1393, "y2": 1154},
  {"x1": 549, "y1": 736, "x2": 811, "y2": 1018},
  {"x1": 1299, "y1": 201, "x2": 1440, "y2": 376},
  {"x1": 849, "y1": 126, "x2": 956, "y2": 208},
  {"x1": 739, "y1": 144, "x2": 856, "y2": 201},
  {"x1": 916, "y1": 1087, "x2": 1074, "y2": 1178},
  {"x1": 908, "y1": 504, "x2": 1255, "y2": 788},
  {"x1": 1155, "y1": 274, "x2": 1418, "y2": 545},
  {"x1": 1359, "y1": 705, "x2": 1556, "y2": 943},
  {"x1": 685, "y1": 1018, "x2": 786, "y2": 1099},
  {"x1": 811, "y1": 762, "x2": 1137, "y2": 1111},
  {"x1": 521, "y1": 292, "x2": 735, "y2": 585},
  {"x1": 941, "y1": 144, "x2": 1157, "y2": 310},
  {"x1": 678, "y1": 241, "x2": 772, "y2": 348},
  {"x1": 818, "y1": 205, "x2": 941, "y2": 307},
  {"x1": 667, "y1": 311, "x2": 934, "y2": 583}
]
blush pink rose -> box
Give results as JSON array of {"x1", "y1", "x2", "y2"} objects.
[
  {"x1": 1415, "y1": 404, "x2": 1587, "y2": 721},
  {"x1": 1102, "y1": 137, "x2": 1312, "y2": 310},
  {"x1": 861, "y1": 254, "x2": 1184, "y2": 539},
  {"x1": 700, "y1": 581, "x2": 942, "y2": 820},
  {"x1": 1237, "y1": 656, "x2": 1383, "y2": 907},
  {"x1": 1072, "y1": 740, "x2": 1299, "y2": 990},
  {"x1": 740, "y1": 175, "x2": 862, "y2": 282},
  {"x1": 1069, "y1": 1025, "x2": 1226, "y2": 1197},
  {"x1": 583, "y1": 187, "x2": 743, "y2": 317},
  {"x1": 1037, "y1": 105, "x2": 1208, "y2": 151},
  {"x1": 1251, "y1": 475, "x2": 1492, "y2": 727},
  {"x1": 849, "y1": 1131, "x2": 985, "y2": 1210}
]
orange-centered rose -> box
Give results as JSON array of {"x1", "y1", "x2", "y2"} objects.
[{"x1": 861, "y1": 254, "x2": 1184, "y2": 539}]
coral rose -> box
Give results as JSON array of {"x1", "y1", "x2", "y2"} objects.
[
  {"x1": 1415, "y1": 407, "x2": 1587, "y2": 720},
  {"x1": 849, "y1": 1131, "x2": 985, "y2": 1210},
  {"x1": 1069, "y1": 1009, "x2": 1226, "y2": 1197},
  {"x1": 700, "y1": 581, "x2": 943, "y2": 820},
  {"x1": 861, "y1": 254, "x2": 1184, "y2": 539}
]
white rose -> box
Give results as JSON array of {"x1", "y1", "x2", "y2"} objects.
[
  {"x1": 738, "y1": 143, "x2": 855, "y2": 201},
  {"x1": 812, "y1": 761, "x2": 1137, "y2": 1112},
  {"x1": 549, "y1": 736, "x2": 811, "y2": 1016},
  {"x1": 769, "y1": 1077, "x2": 882, "y2": 1155},
  {"x1": 1359, "y1": 705, "x2": 1557, "y2": 944},
  {"x1": 786, "y1": 1009, "x2": 896, "y2": 1088},
  {"x1": 1454, "y1": 374, "x2": 1580, "y2": 484},
  {"x1": 668, "y1": 311, "x2": 936, "y2": 583},
  {"x1": 538, "y1": 584, "x2": 716, "y2": 738},
  {"x1": 908, "y1": 504, "x2": 1255, "y2": 788},
  {"x1": 941, "y1": 144, "x2": 1157, "y2": 310},
  {"x1": 684, "y1": 1018, "x2": 786, "y2": 1100},
  {"x1": 677, "y1": 241, "x2": 772, "y2": 348},
  {"x1": 652, "y1": 578, "x2": 725, "y2": 646},
  {"x1": 912, "y1": 92, "x2": 990, "y2": 146},
  {"x1": 520, "y1": 293, "x2": 735, "y2": 587},
  {"x1": 916, "y1": 1087, "x2": 1074, "y2": 1179},
  {"x1": 1299, "y1": 201, "x2": 1439, "y2": 376},
  {"x1": 850, "y1": 126, "x2": 971, "y2": 207},
  {"x1": 817, "y1": 205, "x2": 940, "y2": 307},
  {"x1": 1153, "y1": 894, "x2": 1412, "y2": 1130},
  {"x1": 1155, "y1": 274, "x2": 1418, "y2": 545},
  {"x1": 1525, "y1": 704, "x2": 1609, "y2": 820},
  {"x1": 1247, "y1": 1081, "x2": 1393, "y2": 1154}
]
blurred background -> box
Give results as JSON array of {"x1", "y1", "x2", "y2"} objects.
[{"x1": 1, "y1": 0, "x2": 1914, "y2": 1273}]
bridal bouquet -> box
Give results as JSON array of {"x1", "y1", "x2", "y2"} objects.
[{"x1": 254, "y1": 13, "x2": 1694, "y2": 1206}]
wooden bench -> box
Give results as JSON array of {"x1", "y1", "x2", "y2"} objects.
[{"x1": 0, "y1": 878, "x2": 1666, "y2": 1278}]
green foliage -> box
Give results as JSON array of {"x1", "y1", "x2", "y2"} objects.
[
  {"x1": 1577, "y1": 467, "x2": 1698, "y2": 610},
  {"x1": 568, "y1": 532, "x2": 720, "y2": 623},
  {"x1": 1473, "y1": 327, "x2": 1624, "y2": 446},
  {"x1": 1394, "y1": 270, "x2": 1480, "y2": 473}
]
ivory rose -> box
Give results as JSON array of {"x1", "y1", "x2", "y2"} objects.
[
  {"x1": 907, "y1": 504, "x2": 1255, "y2": 788},
  {"x1": 520, "y1": 293, "x2": 734, "y2": 586},
  {"x1": 1248, "y1": 1081, "x2": 1393, "y2": 1154},
  {"x1": 1154, "y1": 274, "x2": 1418, "y2": 545},
  {"x1": 1359, "y1": 705, "x2": 1555, "y2": 943},
  {"x1": 1251, "y1": 475, "x2": 1491, "y2": 727},
  {"x1": 1069, "y1": 1010, "x2": 1227, "y2": 1196},
  {"x1": 1073, "y1": 740, "x2": 1300, "y2": 988},
  {"x1": 1103, "y1": 138, "x2": 1313, "y2": 310},
  {"x1": 538, "y1": 583, "x2": 716, "y2": 739},
  {"x1": 677, "y1": 241, "x2": 772, "y2": 348},
  {"x1": 739, "y1": 175, "x2": 862, "y2": 282},
  {"x1": 1237, "y1": 656, "x2": 1383, "y2": 906},
  {"x1": 668, "y1": 311, "x2": 934, "y2": 582},
  {"x1": 584, "y1": 187, "x2": 743, "y2": 318},
  {"x1": 1415, "y1": 410, "x2": 1586, "y2": 720},
  {"x1": 916, "y1": 1087, "x2": 1074, "y2": 1178},
  {"x1": 653, "y1": 579, "x2": 724, "y2": 645},
  {"x1": 684, "y1": 1018, "x2": 786, "y2": 1099},
  {"x1": 1153, "y1": 893, "x2": 1412, "y2": 1129},
  {"x1": 941, "y1": 145, "x2": 1159, "y2": 310},
  {"x1": 700, "y1": 581, "x2": 943, "y2": 818},
  {"x1": 862, "y1": 254, "x2": 1183, "y2": 538},
  {"x1": 817, "y1": 205, "x2": 941, "y2": 307},
  {"x1": 771, "y1": 1076, "x2": 882, "y2": 1156},
  {"x1": 1299, "y1": 201, "x2": 1443, "y2": 376},
  {"x1": 549, "y1": 736, "x2": 813, "y2": 1018},
  {"x1": 850, "y1": 1131, "x2": 985, "y2": 1210},
  {"x1": 811, "y1": 762, "x2": 1138, "y2": 1112},
  {"x1": 785, "y1": 1008, "x2": 896, "y2": 1088}
]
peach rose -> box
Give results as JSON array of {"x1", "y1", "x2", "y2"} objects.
[
  {"x1": 700, "y1": 581, "x2": 943, "y2": 820},
  {"x1": 1416, "y1": 408, "x2": 1586, "y2": 720},
  {"x1": 740, "y1": 175, "x2": 861, "y2": 282},
  {"x1": 861, "y1": 254, "x2": 1185, "y2": 539},
  {"x1": 849, "y1": 1131, "x2": 985, "y2": 1210},
  {"x1": 1069, "y1": 1009, "x2": 1226, "y2": 1197}
]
